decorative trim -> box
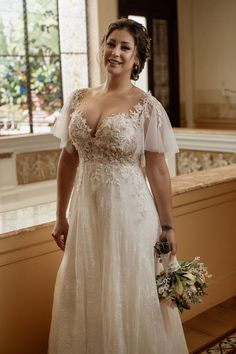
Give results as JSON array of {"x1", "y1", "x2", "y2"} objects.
[
  {"x1": 176, "y1": 149, "x2": 236, "y2": 175},
  {"x1": 16, "y1": 149, "x2": 60, "y2": 184},
  {"x1": 174, "y1": 128, "x2": 236, "y2": 152},
  {"x1": 0, "y1": 133, "x2": 60, "y2": 154}
]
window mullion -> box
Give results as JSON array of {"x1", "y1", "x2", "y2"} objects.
[{"x1": 22, "y1": 0, "x2": 33, "y2": 133}]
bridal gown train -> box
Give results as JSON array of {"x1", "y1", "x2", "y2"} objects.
[{"x1": 48, "y1": 89, "x2": 189, "y2": 354}]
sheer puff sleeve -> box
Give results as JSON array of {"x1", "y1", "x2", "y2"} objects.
[
  {"x1": 143, "y1": 93, "x2": 179, "y2": 156},
  {"x1": 53, "y1": 90, "x2": 76, "y2": 153}
]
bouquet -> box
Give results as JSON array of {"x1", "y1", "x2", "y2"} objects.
[{"x1": 154, "y1": 240, "x2": 211, "y2": 313}]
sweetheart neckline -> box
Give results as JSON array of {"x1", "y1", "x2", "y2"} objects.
[
  {"x1": 76, "y1": 110, "x2": 130, "y2": 138},
  {"x1": 74, "y1": 90, "x2": 151, "y2": 138}
]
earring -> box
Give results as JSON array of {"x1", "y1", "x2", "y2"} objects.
[{"x1": 132, "y1": 63, "x2": 139, "y2": 81}]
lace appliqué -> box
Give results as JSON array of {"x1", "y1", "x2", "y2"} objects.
[
  {"x1": 68, "y1": 90, "x2": 151, "y2": 218},
  {"x1": 143, "y1": 93, "x2": 162, "y2": 128}
]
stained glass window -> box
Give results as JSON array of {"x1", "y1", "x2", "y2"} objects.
[{"x1": 0, "y1": 0, "x2": 88, "y2": 136}]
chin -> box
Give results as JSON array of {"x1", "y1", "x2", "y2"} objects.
[{"x1": 106, "y1": 67, "x2": 121, "y2": 75}]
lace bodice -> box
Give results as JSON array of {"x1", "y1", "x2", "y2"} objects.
[
  {"x1": 53, "y1": 88, "x2": 179, "y2": 163},
  {"x1": 68, "y1": 90, "x2": 148, "y2": 165}
]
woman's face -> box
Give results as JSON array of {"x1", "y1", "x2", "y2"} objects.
[{"x1": 103, "y1": 29, "x2": 137, "y2": 79}]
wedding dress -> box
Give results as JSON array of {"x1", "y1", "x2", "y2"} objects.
[{"x1": 48, "y1": 89, "x2": 188, "y2": 354}]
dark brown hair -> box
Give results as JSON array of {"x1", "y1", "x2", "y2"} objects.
[{"x1": 101, "y1": 18, "x2": 151, "y2": 81}]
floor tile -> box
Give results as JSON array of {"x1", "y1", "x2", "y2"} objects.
[
  {"x1": 183, "y1": 326, "x2": 214, "y2": 353},
  {"x1": 183, "y1": 296, "x2": 236, "y2": 353},
  {"x1": 215, "y1": 306, "x2": 236, "y2": 328},
  {"x1": 184, "y1": 314, "x2": 229, "y2": 338},
  {"x1": 220, "y1": 296, "x2": 236, "y2": 309}
]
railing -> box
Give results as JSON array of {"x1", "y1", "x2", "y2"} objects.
[{"x1": 0, "y1": 129, "x2": 235, "y2": 212}]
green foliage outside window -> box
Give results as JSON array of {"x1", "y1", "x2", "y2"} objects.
[{"x1": 0, "y1": 0, "x2": 62, "y2": 133}]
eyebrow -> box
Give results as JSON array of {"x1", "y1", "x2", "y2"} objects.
[{"x1": 107, "y1": 38, "x2": 133, "y2": 45}]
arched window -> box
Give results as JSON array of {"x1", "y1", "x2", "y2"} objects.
[{"x1": 0, "y1": 0, "x2": 88, "y2": 136}]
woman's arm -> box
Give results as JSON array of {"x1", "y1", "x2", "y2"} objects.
[
  {"x1": 145, "y1": 151, "x2": 177, "y2": 255},
  {"x1": 52, "y1": 147, "x2": 79, "y2": 250}
]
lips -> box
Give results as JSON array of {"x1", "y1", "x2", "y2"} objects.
[{"x1": 108, "y1": 58, "x2": 122, "y2": 65}]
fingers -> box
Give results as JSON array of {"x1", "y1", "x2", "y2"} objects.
[
  {"x1": 51, "y1": 219, "x2": 68, "y2": 251},
  {"x1": 169, "y1": 235, "x2": 177, "y2": 255},
  {"x1": 51, "y1": 232, "x2": 66, "y2": 251},
  {"x1": 171, "y1": 244, "x2": 177, "y2": 256},
  {"x1": 159, "y1": 230, "x2": 177, "y2": 255}
]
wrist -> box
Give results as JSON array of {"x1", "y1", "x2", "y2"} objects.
[
  {"x1": 56, "y1": 215, "x2": 67, "y2": 220},
  {"x1": 161, "y1": 224, "x2": 174, "y2": 232}
]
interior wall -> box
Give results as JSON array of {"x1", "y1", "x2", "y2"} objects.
[
  {"x1": 194, "y1": 0, "x2": 236, "y2": 126},
  {"x1": 0, "y1": 225, "x2": 62, "y2": 354},
  {"x1": 177, "y1": 0, "x2": 195, "y2": 127},
  {"x1": 97, "y1": 0, "x2": 118, "y2": 82},
  {"x1": 173, "y1": 180, "x2": 236, "y2": 321},
  {"x1": 87, "y1": 0, "x2": 101, "y2": 87},
  {"x1": 194, "y1": 0, "x2": 236, "y2": 92},
  {"x1": 178, "y1": 0, "x2": 236, "y2": 128}
]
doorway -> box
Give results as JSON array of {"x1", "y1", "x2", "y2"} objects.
[{"x1": 119, "y1": 0, "x2": 180, "y2": 127}]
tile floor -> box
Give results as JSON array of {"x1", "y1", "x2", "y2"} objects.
[{"x1": 183, "y1": 296, "x2": 236, "y2": 353}]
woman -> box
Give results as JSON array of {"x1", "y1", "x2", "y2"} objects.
[{"x1": 48, "y1": 18, "x2": 188, "y2": 354}]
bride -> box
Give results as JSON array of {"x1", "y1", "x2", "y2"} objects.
[{"x1": 48, "y1": 18, "x2": 188, "y2": 354}]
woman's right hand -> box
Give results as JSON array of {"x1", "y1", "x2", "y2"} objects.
[{"x1": 51, "y1": 217, "x2": 69, "y2": 251}]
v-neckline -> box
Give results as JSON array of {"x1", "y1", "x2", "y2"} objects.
[
  {"x1": 76, "y1": 90, "x2": 150, "y2": 139},
  {"x1": 78, "y1": 111, "x2": 116, "y2": 138}
]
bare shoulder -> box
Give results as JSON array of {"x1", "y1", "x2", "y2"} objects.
[
  {"x1": 132, "y1": 86, "x2": 146, "y2": 97},
  {"x1": 73, "y1": 86, "x2": 102, "y2": 104},
  {"x1": 130, "y1": 86, "x2": 148, "y2": 103},
  {"x1": 83, "y1": 85, "x2": 104, "y2": 98}
]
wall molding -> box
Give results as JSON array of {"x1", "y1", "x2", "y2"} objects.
[
  {"x1": 174, "y1": 128, "x2": 236, "y2": 152},
  {"x1": 0, "y1": 133, "x2": 60, "y2": 153}
]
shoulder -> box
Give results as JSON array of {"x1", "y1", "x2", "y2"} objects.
[
  {"x1": 73, "y1": 85, "x2": 104, "y2": 101},
  {"x1": 132, "y1": 86, "x2": 145, "y2": 98},
  {"x1": 142, "y1": 93, "x2": 168, "y2": 124},
  {"x1": 67, "y1": 87, "x2": 90, "y2": 108},
  {"x1": 128, "y1": 88, "x2": 160, "y2": 108},
  {"x1": 72, "y1": 87, "x2": 89, "y2": 99},
  {"x1": 124, "y1": 87, "x2": 149, "y2": 109},
  {"x1": 144, "y1": 91, "x2": 160, "y2": 104},
  {"x1": 143, "y1": 92, "x2": 165, "y2": 113}
]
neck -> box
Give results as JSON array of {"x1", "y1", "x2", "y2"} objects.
[{"x1": 103, "y1": 75, "x2": 133, "y2": 94}]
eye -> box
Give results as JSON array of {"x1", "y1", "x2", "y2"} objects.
[
  {"x1": 106, "y1": 42, "x2": 114, "y2": 47},
  {"x1": 122, "y1": 46, "x2": 130, "y2": 51}
]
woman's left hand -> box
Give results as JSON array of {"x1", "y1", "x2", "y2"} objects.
[{"x1": 159, "y1": 229, "x2": 177, "y2": 255}]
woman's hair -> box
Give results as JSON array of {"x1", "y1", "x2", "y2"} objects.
[{"x1": 101, "y1": 18, "x2": 151, "y2": 81}]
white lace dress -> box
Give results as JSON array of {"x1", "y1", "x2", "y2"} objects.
[{"x1": 48, "y1": 89, "x2": 188, "y2": 354}]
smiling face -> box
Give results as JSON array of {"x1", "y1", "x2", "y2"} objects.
[{"x1": 103, "y1": 29, "x2": 137, "y2": 79}]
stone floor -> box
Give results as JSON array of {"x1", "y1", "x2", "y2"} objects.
[{"x1": 183, "y1": 296, "x2": 236, "y2": 353}]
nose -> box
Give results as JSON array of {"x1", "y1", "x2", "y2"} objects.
[{"x1": 111, "y1": 45, "x2": 120, "y2": 57}]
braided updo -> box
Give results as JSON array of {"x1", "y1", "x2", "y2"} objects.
[{"x1": 102, "y1": 18, "x2": 151, "y2": 81}]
